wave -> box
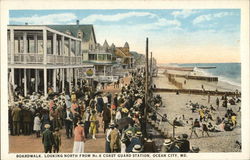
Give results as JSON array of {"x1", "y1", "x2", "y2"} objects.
[{"x1": 193, "y1": 66, "x2": 241, "y2": 87}]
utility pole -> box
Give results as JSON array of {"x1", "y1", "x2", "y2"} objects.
[
  {"x1": 145, "y1": 38, "x2": 149, "y2": 119},
  {"x1": 150, "y1": 52, "x2": 153, "y2": 82}
]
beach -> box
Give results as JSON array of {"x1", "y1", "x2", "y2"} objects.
[{"x1": 153, "y1": 68, "x2": 241, "y2": 152}]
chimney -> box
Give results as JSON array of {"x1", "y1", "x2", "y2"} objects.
[
  {"x1": 25, "y1": 22, "x2": 28, "y2": 25},
  {"x1": 76, "y1": 20, "x2": 79, "y2": 25}
]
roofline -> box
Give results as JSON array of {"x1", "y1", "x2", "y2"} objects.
[{"x1": 8, "y1": 25, "x2": 82, "y2": 41}]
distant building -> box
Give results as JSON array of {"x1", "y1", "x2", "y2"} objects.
[{"x1": 114, "y1": 42, "x2": 134, "y2": 69}]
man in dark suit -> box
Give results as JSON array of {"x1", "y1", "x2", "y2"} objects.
[
  {"x1": 12, "y1": 104, "x2": 21, "y2": 136},
  {"x1": 177, "y1": 134, "x2": 190, "y2": 152},
  {"x1": 64, "y1": 107, "x2": 73, "y2": 138},
  {"x1": 42, "y1": 124, "x2": 54, "y2": 153}
]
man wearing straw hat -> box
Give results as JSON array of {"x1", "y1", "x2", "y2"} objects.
[
  {"x1": 132, "y1": 144, "x2": 142, "y2": 153},
  {"x1": 73, "y1": 121, "x2": 86, "y2": 153},
  {"x1": 42, "y1": 124, "x2": 54, "y2": 153}
]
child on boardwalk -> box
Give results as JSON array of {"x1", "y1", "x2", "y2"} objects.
[{"x1": 53, "y1": 128, "x2": 61, "y2": 153}]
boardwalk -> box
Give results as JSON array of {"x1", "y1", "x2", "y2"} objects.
[{"x1": 9, "y1": 76, "x2": 131, "y2": 153}]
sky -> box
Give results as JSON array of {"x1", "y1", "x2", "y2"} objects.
[{"x1": 9, "y1": 9, "x2": 240, "y2": 64}]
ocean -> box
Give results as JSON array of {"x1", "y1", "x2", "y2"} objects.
[{"x1": 175, "y1": 63, "x2": 241, "y2": 87}]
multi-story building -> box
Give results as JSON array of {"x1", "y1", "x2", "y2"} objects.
[
  {"x1": 7, "y1": 25, "x2": 85, "y2": 97},
  {"x1": 7, "y1": 21, "x2": 137, "y2": 97}
]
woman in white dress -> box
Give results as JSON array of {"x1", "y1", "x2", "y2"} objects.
[
  {"x1": 73, "y1": 121, "x2": 86, "y2": 153},
  {"x1": 33, "y1": 113, "x2": 41, "y2": 137}
]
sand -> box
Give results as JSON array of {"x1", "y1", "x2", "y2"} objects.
[{"x1": 153, "y1": 70, "x2": 241, "y2": 152}]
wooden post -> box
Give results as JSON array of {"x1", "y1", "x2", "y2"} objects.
[
  {"x1": 43, "y1": 29, "x2": 47, "y2": 65},
  {"x1": 144, "y1": 37, "x2": 149, "y2": 138},
  {"x1": 173, "y1": 120, "x2": 175, "y2": 138}
]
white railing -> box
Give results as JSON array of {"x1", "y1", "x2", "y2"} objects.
[{"x1": 10, "y1": 53, "x2": 82, "y2": 65}]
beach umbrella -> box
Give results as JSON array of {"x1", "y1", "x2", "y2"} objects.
[{"x1": 116, "y1": 117, "x2": 133, "y2": 130}]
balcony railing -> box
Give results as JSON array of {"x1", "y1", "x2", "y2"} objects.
[{"x1": 10, "y1": 53, "x2": 82, "y2": 65}]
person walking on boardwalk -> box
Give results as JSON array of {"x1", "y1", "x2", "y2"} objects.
[
  {"x1": 89, "y1": 110, "x2": 97, "y2": 139},
  {"x1": 143, "y1": 134, "x2": 157, "y2": 152},
  {"x1": 109, "y1": 124, "x2": 121, "y2": 152},
  {"x1": 53, "y1": 128, "x2": 61, "y2": 153},
  {"x1": 73, "y1": 121, "x2": 86, "y2": 153},
  {"x1": 190, "y1": 119, "x2": 200, "y2": 138},
  {"x1": 42, "y1": 124, "x2": 54, "y2": 153},
  {"x1": 33, "y1": 113, "x2": 41, "y2": 137},
  {"x1": 64, "y1": 107, "x2": 73, "y2": 138},
  {"x1": 83, "y1": 108, "x2": 91, "y2": 138},
  {"x1": 12, "y1": 104, "x2": 21, "y2": 136},
  {"x1": 96, "y1": 95, "x2": 104, "y2": 116},
  {"x1": 102, "y1": 104, "x2": 111, "y2": 133}
]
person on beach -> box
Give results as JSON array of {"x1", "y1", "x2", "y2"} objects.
[
  {"x1": 207, "y1": 92, "x2": 210, "y2": 104},
  {"x1": 216, "y1": 97, "x2": 220, "y2": 109},
  {"x1": 73, "y1": 121, "x2": 86, "y2": 153},
  {"x1": 190, "y1": 119, "x2": 200, "y2": 138},
  {"x1": 201, "y1": 123, "x2": 210, "y2": 137}
]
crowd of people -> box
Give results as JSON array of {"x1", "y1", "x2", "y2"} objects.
[
  {"x1": 182, "y1": 93, "x2": 241, "y2": 139},
  {"x1": 11, "y1": 66, "x2": 221, "y2": 153}
]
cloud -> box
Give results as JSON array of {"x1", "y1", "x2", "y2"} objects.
[
  {"x1": 171, "y1": 9, "x2": 199, "y2": 18},
  {"x1": 82, "y1": 12, "x2": 181, "y2": 31},
  {"x1": 10, "y1": 13, "x2": 77, "y2": 25},
  {"x1": 193, "y1": 12, "x2": 235, "y2": 24},
  {"x1": 81, "y1": 12, "x2": 157, "y2": 23}
]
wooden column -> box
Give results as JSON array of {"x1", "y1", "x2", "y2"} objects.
[
  {"x1": 44, "y1": 68, "x2": 47, "y2": 97},
  {"x1": 69, "y1": 68, "x2": 72, "y2": 92},
  {"x1": 74, "y1": 68, "x2": 77, "y2": 89},
  {"x1": 35, "y1": 69, "x2": 38, "y2": 92},
  {"x1": 53, "y1": 69, "x2": 57, "y2": 92},
  {"x1": 11, "y1": 68, "x2": 15, "y2": 90},
  {"x1": 23, "y1": 32, "x2": 27, "y2": 53},
  {"x1": 43, "y1": 29, "x2": 47, "y2": 65},
  {"x1": 34, "y1": 34, "x2": 38, "y2": 53},
  {"x1": 24, "y1": 69, "x2": 27, "y2": 96},
  {"x1": 62, "y1": 69, "x2": 65, "y2": 93},
  {"x1": 23, "y1": 32, "x2": 27, "y2": 64},
  {"x1": 10, "y1": 29, "x2": 14, "y2": 64},
  {"x1": 53, "y1": 33, "x2": 57, "y2": 55}
]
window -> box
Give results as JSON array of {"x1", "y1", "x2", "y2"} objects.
[
  {"x1": 98, "y1": 54, "x2": 104, "y2": 61},
  {"x1": 89, "y1": 54, "x2": 97, "y2": 60}
]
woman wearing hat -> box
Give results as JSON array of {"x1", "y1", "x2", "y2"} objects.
[
  {"x1": 73, "y1": 121, "x2": 86, "y2": 153},
  {"x1": 33, "y1": 113, "x2": 41, "y2": 138},
  {"x1": 89, "y1": 110, "x2": 97, "y2": 140}
]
